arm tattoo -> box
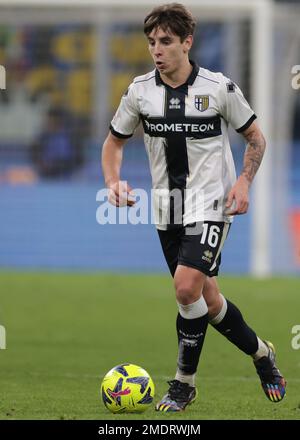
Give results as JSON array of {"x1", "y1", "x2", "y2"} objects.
[{"x1": 242, "y1": 129, "x2": 266, "y2": 185}]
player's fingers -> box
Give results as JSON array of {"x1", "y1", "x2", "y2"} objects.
[
  {"x1": 237, "y1": 199, "x2": 249, "y2": 214},
  {"x1": 116, "y1": 181, "x2": 136, "y2": 207},
  {"x1": 241, "y1": 200, "x2": 249, "y2": 213},
  {"x1": 118, "y1": 180, "x2": 132, "y2": 195},
  {"x1": 229, "y1": 200, "x2": 249, "y2": 215},
  {"x1": 119, "y1": 190, "x2": 135, "y2": 206},
  {"x1": 225, "y1": 194, "x2": 237, "y2": 214},
  {"x1": 111, "y1": 181, "x2": 126, "y2": 197},
  {"x1": 108, "y1": 191, "x2": 116, "y2": 205},
  {"x1": 118, "y1": 193, "x2": 129, "y2": 207},
  {"x1": 109, "y1": 182, "x2": 136, "y2": 207},
  {"x1": 235, "y1": 198, "x2": 243, "y2": 213},
  {"x1": 125, "y1": 182, "x2": 133, "y2": 194},
  {"x1": 225, "y1": 192, "x2": 234, "y2": 208},
  {"x1": 108, "y1": 189, "x2": 119, "y2": 206},
  {"x1": 127, "y1": 190, "x2": 136, "y2": 206},
  {"x1": 117, "y1": 191, "x2": 136, "y2": 207}
]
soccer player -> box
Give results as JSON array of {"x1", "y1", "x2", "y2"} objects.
[{"x1": 102, "y1": 3, "x2": 286, "y2": 412}]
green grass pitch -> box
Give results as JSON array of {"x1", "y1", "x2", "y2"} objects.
[{"x1": 0, "y1": 272, "x2": 299, "y2": 420}]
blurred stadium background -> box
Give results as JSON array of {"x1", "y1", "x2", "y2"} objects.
[{"x1": 0, "y1": 0, "x2": 299, "y2": 275}]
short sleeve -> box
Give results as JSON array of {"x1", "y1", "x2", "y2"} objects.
[
  {"x1": 110, "y1": 83, "x2": 140, "y2": 138},
  {"x1": 218, "y1": 75, "x2": 256, "y2": 133}
]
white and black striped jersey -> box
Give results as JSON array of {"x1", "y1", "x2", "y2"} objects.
[{"x1": 110, "y1": 61, "x2": 256, "y2": 230}]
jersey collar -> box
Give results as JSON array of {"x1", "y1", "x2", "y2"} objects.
[{"x1": 155, "y1": 60, "x2": 199, "y2": 93}]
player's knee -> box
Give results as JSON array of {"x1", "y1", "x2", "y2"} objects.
[{"x1": 175, "y1": 282, "x2": 200, "y2": 305}]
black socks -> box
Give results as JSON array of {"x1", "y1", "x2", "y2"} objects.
[
  {"x1": 211, "y1": 298, "x2": 258, "y2": 355},
  {"x1": 176, "y1": 312, "x2": 209, "y2": 374}
]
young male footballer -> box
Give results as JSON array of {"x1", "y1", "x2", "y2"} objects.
[{"x1": 102, "y1": 3, "x2": 286, "y2": 412}]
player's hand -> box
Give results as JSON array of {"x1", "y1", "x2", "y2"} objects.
[
  {"x1": 225, "y1": 175, "x2": 249, "y2": 215},
  {"x1": 108, "y1": 180, "x2": 136, "y2": 207}
]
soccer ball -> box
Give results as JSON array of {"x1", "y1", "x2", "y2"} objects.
[{"x1": 101, "y1": 363, "x2": 155, "y2": 413}]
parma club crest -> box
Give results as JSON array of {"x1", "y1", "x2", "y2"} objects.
[{"x1": 194, "y1": 95, "x2": 209, "y2": 112}]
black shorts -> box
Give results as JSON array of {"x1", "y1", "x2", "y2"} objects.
[{"x1": 157, "y1": 221, "x2": 231, "y2": 278}]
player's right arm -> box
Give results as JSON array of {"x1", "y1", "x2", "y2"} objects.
[
  {"x1": 102, "y1": 132, "x2": 135, "y2": 207},
  {"x1": 102, "y1": 81, "x2": 140, "y2": 207}
]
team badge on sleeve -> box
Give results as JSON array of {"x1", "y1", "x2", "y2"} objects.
[
  {"x1": 226, "y1": 82, "x2": 236, "y2": 93},
  {"x1": 194, "y1": 95, "x2": 209, "y2": 112}
]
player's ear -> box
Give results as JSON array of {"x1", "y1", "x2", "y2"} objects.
[{"x1": 183, "y1": 35, "x2": 193, "y2": 53}]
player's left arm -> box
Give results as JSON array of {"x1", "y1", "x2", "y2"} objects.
[{"x1": 225, "y1": 120, "x2": 266, "y2": 215}]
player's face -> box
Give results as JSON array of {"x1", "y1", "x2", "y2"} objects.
[{"x1": 147, "y1": 27, "x2": 193, "y2": 76}]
